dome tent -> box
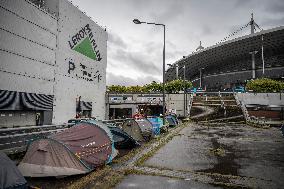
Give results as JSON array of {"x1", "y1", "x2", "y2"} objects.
[
  {"x1": 121, "y1": 118, "x2": 153, "y2": 142},
  {"x1": 166, "y1": 115, "x2": 178, "y2": 127},
  {"x1": 0, "y1": 152, "x2": 27, "y2": 189},
  {"x1": 18, "y1": 120, "x2": 117, "y2": 177},
  {"x1": 108, "y1": 126, "x2": 140, "y2": 149},
  {"x1": 146, "y1": 117, "x2": 161, "y2": 136},
  {"x1": 91, "y1": 119, "x2": 139, "y2": 149},
  {"x1": 147, "y1": 116, "x2": 169, "y2": 133}
]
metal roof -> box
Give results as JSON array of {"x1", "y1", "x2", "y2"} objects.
[{"x1": 166, "y1": 26, "x2": 284, "y2": 81}]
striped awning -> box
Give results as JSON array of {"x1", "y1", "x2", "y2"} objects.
[
  {"x1": 0, "y1": 90, "x2": 53, "y2": 111},
  {"x1": 76, "y1": 101, "x2": 92, "y2": 111}
]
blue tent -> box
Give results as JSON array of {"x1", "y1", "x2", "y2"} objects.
[
  {"x1": 147, "y1": 116, "x2": 169, "y2": 134},
  {"x1": 147, "y1": 117, "x2": 161, "y2": 136},
  {"x1": 166, "y1": 115, "x2": 178, "y2": 127}
]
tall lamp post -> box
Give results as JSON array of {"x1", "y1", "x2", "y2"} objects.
[
  {"x1": 133, "y1": 19, "x2": 166, "y2": 125},
  {"x1": 199, "y1": 68, "x2": 204, "y2": 88},
  {"x1": 167, "y1": 64, "x2": 179, "y2": 80},
  {"x1": 183, "y1": 65, "x2": 186, "y2": 117}
]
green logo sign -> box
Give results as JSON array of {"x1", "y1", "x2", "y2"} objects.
[{"x1": 68, "y1": 24, "x2": 102, "y2": 61}]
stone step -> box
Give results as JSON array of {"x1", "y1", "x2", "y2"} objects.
[{"x1": 192, "y1": 103, "x2": 238, "y2": 107}]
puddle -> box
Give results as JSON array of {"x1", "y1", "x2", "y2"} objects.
[{"x1": 197, "y1": 137, "x2": 241, "y2": 183}]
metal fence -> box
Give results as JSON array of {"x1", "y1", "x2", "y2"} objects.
[
  {"x1": 0, "y1": 124, "x2": 72, "y2": 154},
  {"x1": 0, "y1": 119, "x2": 130, "y2": 154}
]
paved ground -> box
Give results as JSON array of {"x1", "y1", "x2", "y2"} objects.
[
  {"x1": 116, "y1": 123, "x2": 284, "y2": 189},
  {"x1": 116, "y1": 174, "x2": 222, "y2": 189}
]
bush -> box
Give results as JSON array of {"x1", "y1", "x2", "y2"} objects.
[
  {"x1": 107, "y1": 80, "x2": 193, "y2": 93},
  {"x1": 246, "y1": 78, "x2": 284, "y2": 93},
  {"x1": 165, "y1": 79, "x2": 192, "y2": 93}
]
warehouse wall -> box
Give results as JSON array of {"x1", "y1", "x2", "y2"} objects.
[
  {"x1": 0, "y1": 0, "x2": 57, "y2": 126},
  {"x1": 0, "y1": 0, "x2": 108, "y2": 126},
  {"x1": 236, "y1": 93, "x2": 284, "y2": 106},
  {"x1": 0, "y1": 0, "x2": 57, "y2": 95},
  {"x1": 106, "y1": 93, "x2": 189, "y2": 119},
  {"x1": 52, "y1": 0, "x2": 107, "y2": 123}
]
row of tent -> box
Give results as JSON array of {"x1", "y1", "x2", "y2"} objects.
[{"x1": 1, "y1": 115, "x2": 179, "y2": 186}]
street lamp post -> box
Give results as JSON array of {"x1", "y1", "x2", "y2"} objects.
[
  {"x1": 183, "y1": 65, "x2": 186, "y2": 117},
  {"x1": 199, "y1": 68, "x2": 204, "y2": 88},
  {"x1": 133, "y1": 19, "x2": 166, "y2": 125},
  {"x1": 167, "y1": 64, "x2": 179, "y2": 80},
  {"x1": 176, "y1": 64, "x2": 179, "y2": 80}
]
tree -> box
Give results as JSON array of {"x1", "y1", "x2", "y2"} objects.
[
  {"x1": 144, "y1": 81, "x2": 163, "y2": 93},
  {"x1": 165, "y1": 79, "x2": 192, "y2": 93},
  {"x1": 246, "y1": 78, "x2": 284, "y2": 93}
]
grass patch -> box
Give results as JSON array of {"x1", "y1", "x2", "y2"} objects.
[
  {"x1": 208, "y1": 147, "x2": 226, "y2": 157},
  {"x1": 65, "y1": 166, "x2": 125, "y2": 189},
  {"x1": 246, "y1": 121, "x2": 271, "y2": 129},
  {"x1": 112, "y1": 147, "x2": 143, "y2": 164}
]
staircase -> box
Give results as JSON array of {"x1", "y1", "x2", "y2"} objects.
[{"x1": 190, "y1": 93, "x2": 244, "y2": 122}]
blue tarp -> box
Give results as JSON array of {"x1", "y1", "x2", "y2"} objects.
[
  {"x1": 147, "y1": 117, "x2": 163, "y2": 136},
  {"x1": 166, "y1": 115, "x2": 178, "y2": 127}
]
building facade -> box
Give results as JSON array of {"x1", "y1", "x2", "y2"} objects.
[
  {"x1": 106, "y1": 93, "x2": 190, "y2": 119},
  {"x1": 0, "y1": 0, "x2": 107, "y2": 127}
]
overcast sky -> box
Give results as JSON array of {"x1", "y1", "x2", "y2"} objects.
[{"x1": 69, "y1": 0, "x2": 284, "y2": 86}]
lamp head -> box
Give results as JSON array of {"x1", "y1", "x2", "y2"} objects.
[{"x1": 133, "y1": 19, "x2": 141, "y2": 24}]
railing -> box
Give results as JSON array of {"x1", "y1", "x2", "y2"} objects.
[
  {"x1": 218, "y1": 92, "x2": 227, "y2": 117},
  {"x1": 188, "y1": 94, "x2": 194, "y2": 117},
  {"x1": 0, "y1": 119, "x2": 131, "y2": 154},
  {"x1": 0, "y1": 124, "x2": 72, "y2": 154},
  {"x1": 234, "y1": 94, "x2": 256, "y2": 123},
  {"x1": 102, "y1": 118, "x2": 131, "y2": 128}
]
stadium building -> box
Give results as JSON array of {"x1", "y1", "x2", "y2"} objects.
[
  {"x1": 0, "y1": 0, "x2": 107, "y2": 127},
  {"x1": 166, "y1": 16, "x2": 284, "y2": 91}
]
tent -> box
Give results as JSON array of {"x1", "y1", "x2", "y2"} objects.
[
  {"x1": 108, "y1": 126, "x2": 140, "y2": 149},
  {"x1": 91, "y1": 120, "x2": 139, "y2": 149},
  {"x1": 166, "y1": 115, "x2": 178, "y2": 127},
  {"x1": 170, "y1": 114, "x2": 179, "y2": 125},
  {"x1": 0, "y1": 152, "x2": 27, "y2": 189},
  {"x1": 18, "y1": 120, "x2": 117, "y2": 177},
  {"x1": 147, "y1": 116, "x2": 169, "y2": 133},
  {"x1": 121, "y1": 118, "x2": 153, "y2": 142},
  {"x1": 146, "y1": 117, "x2": 161, "y2": 136}
]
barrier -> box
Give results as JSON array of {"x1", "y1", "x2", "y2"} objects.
[{"x1": 0, "y1": 119, "x2": 130, "y2": 154}]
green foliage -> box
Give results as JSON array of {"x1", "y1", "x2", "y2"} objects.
[
  {"x1": 107, "y1": 80, "x2": 192, "y2": 93},
  {"x1": 127, "y1": 85, "x2": 145, "y2": 93},
  {"x1": 144, "y1": 81, "x2": 163, "y2": 93},
  {"x1": 246, "y1": 78, "x2": 284, "y2": 93},
  {"x1": 107, "y1": 85, "x2": 127, "y2": 93},
  {"x1": 166, "y1": 79, "x2": 192, "y2": 93}
]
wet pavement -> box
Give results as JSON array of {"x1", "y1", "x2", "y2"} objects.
[
  {"x1": 116, "y1": 123, "x2": 284, "y2": 188},
  {"x1": 115, "y1": 174, "x2": 222, "y2": 189}
]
